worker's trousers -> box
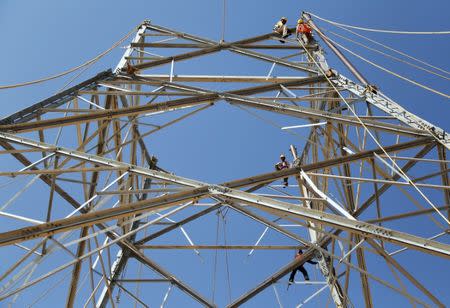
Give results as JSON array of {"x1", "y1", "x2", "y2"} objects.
[
  {"x1": 289, "y1": 265, "x2": 309, "y2": 281},
  {"x1": 298, "y1": 33, "x2": 313, "y2": 45},
  {"x1": 275, "y1": 26, "x2": 289, "y2": 38}
]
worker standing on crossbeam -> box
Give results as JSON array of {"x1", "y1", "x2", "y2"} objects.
[
  {"x1": 275, "y1": 154, "x2": 290, "y2": 187},
  {"x1": 289, "y1": 249, "x2": 318, "y2": 284},
  {"x1": 273, "y1": 17, "x2": 291, "y2": 43}
]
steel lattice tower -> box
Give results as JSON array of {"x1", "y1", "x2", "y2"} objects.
[{"x1": 0, "y1": 14, "x2": 449, "y2": 307}]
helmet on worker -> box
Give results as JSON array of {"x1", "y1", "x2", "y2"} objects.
[
  {"x1": 281, "y1": 17, "x2": 287, "y2": 23},
  {"x1": 297, "y1": 18, "x2": 304, "y2": 24},
  {"x1": 280, "y1": 154, "x2": 286, "y2": 160}
]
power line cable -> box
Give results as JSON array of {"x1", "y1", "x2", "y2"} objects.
[
  {"x1": 222, "y1": 213, "x2": 232, "y2": 304},
  {"x1": 0, "y1": 24, "x2": 139, "y2": 90},
  {"x1": 323, "y1": 35, "x2": 450, "y2": 99},
  {"x1": 308, "y1": 12, "x2": 450, "y2": 35},
  {"x1": 324, "y1": 29, "x2": 450, "y2": 81},
  {"x1": 221, "y1": 0, "x2": 227, "y2": 42},
  {"x1": 234, "y1": 105, "x2": 329, "y2": 154},
  {"x1": 211, "y1": 210, "x2": 220, "y2": 303},
  {"x1": 327, "y1": 23, "x2": 450, "y2": 76}
]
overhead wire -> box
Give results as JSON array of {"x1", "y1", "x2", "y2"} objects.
[
  {"x1": 308, "y1": 12, "x2": 450, "y2": 35},
  {"x1": 221, "y1": 211, "x2": 232, "y2": 304},
  {"x1": 293, "y1": 35, "x2": 450, "y2": 226},
  {"x1": 0, "y1": 176, "x2": 25, "y2": 189},
  {"x1": 0, "y1": 24, "x2": 140, "y2": 90},
  {"x1": 326, "y1": 23, "x2": 450, "y2": 76},
  {"x1": 211, "y1": 209, "x2": 220, "y2": 303},
  {"x1": 323, "y1": 29, "x2": 450, "y2": 81},
  {"x1": 234, "y1": 105, "x2": 330, "y2": 154},
  {"x1": 321, "y1": 35, "x2": 450, "y2": 99},
  {"x1": 27, "y1": 271, "x2": 72, "y2": 307},
  {"x1": 221, "y1": 0, "x2": 227, "y2": 42}
]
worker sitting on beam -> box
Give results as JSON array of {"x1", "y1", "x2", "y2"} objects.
[{"x1": 273, "y1": 17, "x2": 291, "y2": 43}]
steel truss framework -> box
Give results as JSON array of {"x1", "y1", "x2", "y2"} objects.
[{"x1": 0, "y1": 16, "x2": 449, "y2": 308}]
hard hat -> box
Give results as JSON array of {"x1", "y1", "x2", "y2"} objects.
[
  {"x1": 281, "y1": 17, "x2": 287, "y2": 21},
  {"x1": 280, "y1": 154, "x2": 286, "y2": 158},
  {"x1": 297, "y1": 18, "x2": 304, "y2": 24}
]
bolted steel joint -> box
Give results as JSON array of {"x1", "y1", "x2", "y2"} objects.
[{"x1": 208, "y1": 185, "x2": 231, "y2": 194}]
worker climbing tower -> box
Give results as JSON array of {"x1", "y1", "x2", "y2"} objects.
[{"x1": 0, "y1": 13, "x2": 449, "y2": 307}]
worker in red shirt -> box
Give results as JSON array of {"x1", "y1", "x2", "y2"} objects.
[
  {"x1": 296, "y1": 19, "x2": 314, "y2": 45},
  {"x1": 275, "y1": 154, "x2": 290, "y2": 187},
  {"x1": 289, "y1": 249, "x2": 318, "y2": 284}
]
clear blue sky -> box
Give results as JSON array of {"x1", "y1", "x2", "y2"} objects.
[{"x1": 0, "y1": 0, "x2": 449, "y2": 307}]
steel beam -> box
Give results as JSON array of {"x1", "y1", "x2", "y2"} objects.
[
  {"x1": 0, "y1": 187, "x2": 209, "y2": 246},
  {"x1": 225, "y1": 94, "x2": 425, "y2": 136},
  {"x1": 292, "y1": 145, "x2": 347, "y2": 308},
  {"x1": 131, "y1": 42, "x2": 310, "y2": 49},
  {"x1": 211, "y1": 188, "x2": 450, "y2": 258},
  {"x1": 137, "y1": 245, "x2": 303, "y2": 250},
  {"x1": 227, "y1": 247, "x2": 318, "y2": 307},
  {"x1": 96, "y1": 171, "x2": 154, "y2": 308},
  {"x1": 135, "y1": 205, "x2": 221, "y2": 245},
  {"x1": 303, "y1": 14, "x2": 449, "y2": 149},
  {"x1": 0, "y1": 76, "x2": 324, "y2": 132},
  {"x1": 437, "y1": 146, "x2": 450, "y2": 219},
  {"x1": 0, "y1": 141, "x2": 215, "y2": 307},
  {"x1": 114, "y1": 23, "x2": 148, "y2": 73},
  {"x1": 0, "y1": 94, "x2": 217, "y2": 132},
  {"x1": 222, "y1": 138, "x2": 433, "y2": 189},
  {"x1": 1, "y1": 21, "x2": 448, "y2": 307},
  {"x1": 332, "y1": 74, "x2": 450, "y2": 149},
  {"x1": 0, "y1": 70, "x2": 113, "y2": 125},
  {"x1": 367, "y1": 205, "x2": 450, "y2": 223},
  {"x1": 132, "y1": 26, "x2": 317, "y2": 74},
  {"x1": 0, "y1": 132, "x2": 433, "y2": 196},
  {"x1": 94, "y1": 228, "x2": 218, "y2": 308},
  {"x1": 132, "y1": 75, "x2": 313, "y2": 83},
  {"x1": 0, "y1": 153, "x2": 448, "y2": 258},
  {"x1": 0, "y1": 88, "x2": 426, "y2": 138},
  {"x1": 0, "y1": 132, "x2": 434, "y2": 197}
]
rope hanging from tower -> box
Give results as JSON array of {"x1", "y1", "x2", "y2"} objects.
[{"x1": 0, "y1": 24, "x2": 140, "y2": 90}]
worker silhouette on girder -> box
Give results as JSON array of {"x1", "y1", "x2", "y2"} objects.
[
  {"x1": 275, "y1": 154, "x2": 290, "y2": 187},
  {"x1": 289, "y1": 249, "x2": 318, "y2": 284}
]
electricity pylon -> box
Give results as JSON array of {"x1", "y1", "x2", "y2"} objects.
[{"x1": 0, "y1": 14, "x2": 449, "y2": 307}]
